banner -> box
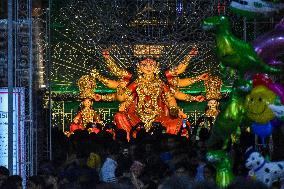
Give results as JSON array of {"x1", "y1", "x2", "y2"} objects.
[{"x1": 0, "y1": 88, "x2": 25, "y2": 175}]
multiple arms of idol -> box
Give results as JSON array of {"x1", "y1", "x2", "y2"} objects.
[
  {"x1": 90, "y1": 50, "x2": 132, "y2": 105},
  {"x1": 165, "y1": 47, "x2": 208, "y2": 102},
  {"x1": 90, "y1": 48, "x2": 208, "y2": 115}
]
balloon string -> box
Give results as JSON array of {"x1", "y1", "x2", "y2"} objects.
[{"x1": 261, "y1": 138, "x2": 266, "y2": 148}]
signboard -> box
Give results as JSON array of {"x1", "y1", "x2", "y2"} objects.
[{"x1": 0, "y1": 88, "x2": 25, "y2": 175}]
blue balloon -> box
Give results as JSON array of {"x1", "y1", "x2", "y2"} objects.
[{"x1": 251, "y1": 121, "x2": 272, "y2": 144}]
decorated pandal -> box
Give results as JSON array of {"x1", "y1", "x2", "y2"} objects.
[
  {"x1": 51, "y1": 5, "x2": 284, "y2": 186},
  {"x1": 64, "y1": 45, "x2": 223, "y2": 140}
]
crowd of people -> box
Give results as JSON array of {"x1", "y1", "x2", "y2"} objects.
[{"x1": 0, "y1": 122, "x2": 280, "y2": 189}]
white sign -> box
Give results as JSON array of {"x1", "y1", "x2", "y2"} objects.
[{"x1": 0, "y1": 88, "x2": 25, "y2": 175}]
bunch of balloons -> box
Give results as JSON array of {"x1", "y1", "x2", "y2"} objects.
[{"x1": 245, "y1": 74, "x2": 284, "y2": 144}]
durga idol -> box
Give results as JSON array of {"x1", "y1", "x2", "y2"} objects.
[{"x1": 92, "y1": 47, "x2": 209, "y2": 138}]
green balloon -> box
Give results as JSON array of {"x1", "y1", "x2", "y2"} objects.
[
  {"x1": 207, "y1": 90, "x2": 246, "y2": 149},
  {"x1": 222, "y1": 94, "x2": 245, "y2": 121},
  {"x1": 274, "y1": 95, "x2": 282, "y2": 106},
  {"x1": 206, "y1": 150, "x2": 234, "y2": 188},
  {"x1": 202, "y1": 16, "x2": 281, "y2": 79}
]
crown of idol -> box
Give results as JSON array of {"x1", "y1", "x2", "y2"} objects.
[
  {"x1": 77, "y1": 75, "x2": 96, "y2": 99},
  {"x1": 204, "y1": 76, "x2": 223, "y2": 100},
  {"x1": 133, "y1": 44, "x2": 164, "y2": 58}
]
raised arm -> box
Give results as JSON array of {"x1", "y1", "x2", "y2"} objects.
[
  {"x1": 165, "y1": 47, "x2": 198, "y2": 77},
  {"x1": 73, "y1": 112, "x2": 82, "y2": 124},
  {"x1": 90, "y1": 69, "x2": 120, "y2": 89},
  {"x1": 173, "y1": 88, "x2": 205, "y2": 102},
  {"x1": 116, "y1": 81, "x2": 136, "y2": 102},
  {"x1": 92, "y1": 80, "x2": 133, "y2": 102},
  {"x1": 164, "y1": 86, "x2": 188, "y2": 119},
  {"x1": 168, "y1": 73, "x2": 209, "y2": 88},
  {"x1": 102, "y1": 50, "x2": 132, "y2": 79}
]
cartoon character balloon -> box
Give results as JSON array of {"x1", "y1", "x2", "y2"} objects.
[
  {"x1": 202, "y1": 16, "x2": 281, "y2": 80},
  {"x1": 268, "y1": 83, "x2": 284, "y2": 105},
  {"x1": 245, "y1": 74, "x2": 284, "y2": 144},
  {"x1": 269, "y1": 104, "x2": 284, "y2": 122},
  {"x1": 230, "y1": 1, "x2": 284, "y2": 18},
  {"x1": 248, "y1": 74, "x2": 284, "y2": 119},
  {"x1": 251, "y1": 121, "x2": 272, "y2": 145},
  {"x1": 207, "y1": 150, "x2": 234, "y2": 188},
  {"x1": 207, "y1": 90, "x2": 246, "y2": 149},
  {"x1": 245, "y1": 85, "x2": 276, "y2": 124},
  {"x1": 245, "y1": 151, "x2": 284, "y2": 187}
]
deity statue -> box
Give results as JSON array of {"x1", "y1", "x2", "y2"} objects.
[
  {"x1": 191, "y1": 75, "x2": 222, "y2": 141},
  {"x1": 204, "y1": 75, "x2": 223, "y2": 122},
  {"x1": 91, "y1": 47, "x2": 209, "y2": 138},
  {"x1": 205, "y1": 99, "x2": 220, "y2": 120},
  {"x1": 66, "y1": 75, "x2": 102, "y2": 136}
]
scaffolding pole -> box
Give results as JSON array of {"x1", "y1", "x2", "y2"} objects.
[{"x1": 7, "y1": 0, "x2": 14, "y2": 175}]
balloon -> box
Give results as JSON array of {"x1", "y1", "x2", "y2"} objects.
[
  {"x1": 245, "y1": 151, "x2": 284, "y2": 187},
  {"x1": 270, "y1": 118, "x2": 282, "y2": 127},
  {"x1": 202, "y1": 16, "x2": 281, "y2": 79},
  {"x1": 230, "y1": 1, "x2": 284, "y2": 19},
  {"x1": 268, "y1": 83, "x2": 284, "y2": 105},
  {"x1": 253, "y1": 17, "x2": 284, "y2": 65},
  {"x1": 236, "y1": 79, "x2": 253, "y2": 92},
  {"x1": 273, "y1": 96, "x2": 282, "y2": 106},
  {"x1": 245, "y1": 86, "x2": 276, "y2": 124},
  {"x1": 252, "y1": 73, "x2": 272, "y2": 88},
  {"x1": 251, "y1": 121, "x2": 272, "y2": 144},
  {"x1": 207, "y1": 89, "x2": 246, "y2": 149},
  {"x1": 206, "y1": 150, "x2": 234, "y2": 188},
  {"x1": 223, "y1": 95, "x2": 245, "y2": 121},
  {"x1": 252, "y1": 73, "x2": 284, "y2": 105},
  {"x1": 269, "y1": 104, "x2": 284, "y2": 121}
]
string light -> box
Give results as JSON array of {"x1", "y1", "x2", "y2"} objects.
[
  {"x1": 51, "y1": 0, "x2": 230, "y2": 88},
  {"x1": 50, "y1": 0, "x2": 238, "y2": 127}
]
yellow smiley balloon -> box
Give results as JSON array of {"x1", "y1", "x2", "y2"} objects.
[{"x1": 245, "y1": 86, "x2": 276, "y2": 124}]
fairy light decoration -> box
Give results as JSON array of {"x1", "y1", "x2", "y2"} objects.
[{"x1": 50, "y1": 0, "x2": 237, "y2": 91}]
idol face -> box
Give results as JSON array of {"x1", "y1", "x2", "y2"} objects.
[
  {"x1": 208, "y1": 99, "x2": 218, "y2": 109},
  {"x1": 83, "y1": 99, "x2": 93, "y2": 108},
  {"x1": 138, "y1": 58, "x2": 158, "y2": 75}
]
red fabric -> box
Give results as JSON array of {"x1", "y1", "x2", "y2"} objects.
[
  {"x1": 114, "y1": 109, "x2": 183, "y2": 135},
  {"x1": 114, "y1": 112, "x2": 133, "y2": 132},
  {"x1": 114, "y1": 82, "x2": 185, "y2": 135},
  {"x1": 70, "y1": 123, "x2": 101, "y2": 134},
  {"x1": 69, "y1": 110, "x2": 101, "y2": 134},
  {"x1": 127, "y1": 82, "x2": 138, "y2": 93},
  {"x1": 89, "y1": 127, "x2": 101, "y2": 134},
  {"x1": 70, "y1": 123, "x2": 85, "y2": 133}
]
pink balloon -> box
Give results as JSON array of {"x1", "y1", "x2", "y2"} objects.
[{"x1": 268, "y1": 83, "x2": 284, "y2": 104}]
